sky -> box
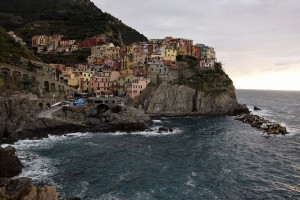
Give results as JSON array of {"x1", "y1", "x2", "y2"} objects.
[{"x1": 92, "y1": 0, "x2": 300, "y2": 91}]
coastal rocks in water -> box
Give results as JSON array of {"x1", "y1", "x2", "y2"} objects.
[
  {"x1": 158, "y1": 127, "x2": 173, "y2": 133},
  {"x1": 234, "y1": 104, "x2": 250, "y2": 115},
  {"x1": 254, "y1": 106, "x2": 261, "y2": 111},
  {"x1": 0, "y1": 177, "x2": 58, "y2": 200},
  {"x1": 235, "y1": 114, "x2": 288, "y2": 135},
  {"x1": 0, "y1": 146, "x2": 22, "y2": 178}
]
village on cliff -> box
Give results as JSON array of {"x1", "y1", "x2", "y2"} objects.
[{"x1": 19, "y1": 33, "x2": 217, "y2": 98}]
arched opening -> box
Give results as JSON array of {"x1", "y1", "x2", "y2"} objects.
[
  {"x1": 39, "y1": 103, "x2": 44, "y2": 110},
  {"x1": 44, "y1": 81, "x2": 50, "y2": 91},
  {"x1": 95, "y1": 100, "x2": 103, "y2": 104},
  {"x1": 12, "y1": 71, "x2": 21, "y2": 79},
  {"x1": 96, "y1": 104, "x2": 110, "y2": 115},
  {"x1": 50, "y1": 83, "x2": 56, "y2": 91},
  {"x1": 38, "y1": 103, "x2": 43, "y2": 110},
  {"x1": 23, "y1": 74, "x2": 29, "y2": 79},
  {"x1": 46, "y1": 103, "x2": 51, "y2": 109},
  {"x1": 0, "y1": 68, "x2": 10, "y2": 76}
]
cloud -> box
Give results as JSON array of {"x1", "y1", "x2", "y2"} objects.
[
  {"x1": 91, "y1": 0, "x2": 300, "y2": 90},
  {"x1": 274, "y1": 59, "x2": 300, "y2": 67}
]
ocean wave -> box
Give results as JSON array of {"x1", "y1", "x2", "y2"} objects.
[
  {"x1": 4, "y1": 132, "x2": 93, "y2": 188},
  {"x1": 152, "y1": 119, "x2": 163, "y2": 123},
  {"x1": 10, "y1": 132, "x2": 93, "y2": 150},
  {"x1": 78, "y1": 181, "x2": 89, "y2": 199},
  {"x1": 16, "y1": 151, "x2": 57, "y2": 185},
  {"x1": 104, "y1": 126, "x2": 182, "y2": 137}
]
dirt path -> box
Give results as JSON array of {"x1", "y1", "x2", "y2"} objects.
[{"x1": 37, "y1": 107, "x2": 62, "y2": 118}]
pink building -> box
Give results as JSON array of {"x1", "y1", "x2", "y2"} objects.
[
  {"x1": 90, "y1": 71, "x2": 120, "y2": 97},
  {"x1": 126, "y1": 77, "x2": 151, "y2": 98}
]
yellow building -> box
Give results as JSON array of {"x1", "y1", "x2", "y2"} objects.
[
  {"x1": 164, "y1": 48, "x2": 177, "y2": 62},
  {"x1": 67, "y1": 76, "x2": 80, "y2": 88},
  {"x1": 121, "y1": 55, "x2": 134, "y2": 75},
  {"x1": 81, "y1": 71, "x2": 93, "y2": 92},
  {"x1": 177, "y1": 47, "x2": 187, "y2": 56},
  {"x1": 117, "y1": 74, "x2": 133, "y2": 95}
]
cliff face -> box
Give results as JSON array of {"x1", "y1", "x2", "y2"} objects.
[
  {"x1": 0, "y1": 92, "x2": 150, "y2": 143},
  {"x1": 0, "y1": 178, "x2": 58, "y2": 200},
  {"x1": 140, "y1": 82, "x2": 239, "y2": 116},
  {"x1": 140, "y1": 61, "x2": 240, "y2": 116},
  {"x1": 0, "y1": 146, "x2": 22, "y2": 178}
]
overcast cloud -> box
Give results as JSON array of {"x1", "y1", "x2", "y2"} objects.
[{"x1": 92, "y1": 0, "x2": 300, "y2": 90}]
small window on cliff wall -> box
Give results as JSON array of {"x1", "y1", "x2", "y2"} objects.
[{"x1": 38, "y1": 103, "x2": 43, "y2": 110}]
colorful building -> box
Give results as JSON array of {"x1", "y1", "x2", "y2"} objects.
[{"x1": 126, "y1": 77, "x2": 151, "y2": 98}]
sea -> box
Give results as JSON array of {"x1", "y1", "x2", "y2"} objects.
[{"x1": 2, "y1": 89, "x2": 300, "y2": 199}]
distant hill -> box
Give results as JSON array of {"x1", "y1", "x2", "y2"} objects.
[
  {"x1": 0, "y1": 0, "x2": 148, "y2": 46},
  {"x1": 0, "y1": 27, "x2": 39, "y2": 64}
]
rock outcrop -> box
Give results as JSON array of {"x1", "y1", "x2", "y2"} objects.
[
  {"x1": 139, "y1": 61, "x2": 248, "y2": 116},
  {"x1": 0, "y1": 178, "x2": 58, "y2": 200},
  {"x1": 254, "y1": 106, "x2": 261, "y2": 111},
  {"x1": 0, "y1": 146, "x2": 22, "y2": 178},
  {"x1": 140, "y1": 81, "x2": 241, "y2": 116},
  {"x1": 0, "y1": 92, "x2": 151, "y2": 143},
  {"x1": 235, "y1": 114, "x2": 288, "y2": 135}
]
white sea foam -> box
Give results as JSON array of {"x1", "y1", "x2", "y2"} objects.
[
  {"x1": 6, "y1": 132, "x2": 93, "y2": 187},
  {"x1": 105, "y1": 126, "x2": 182, "y2": 137},
  {"x1": 78, "y1": 181, "x2": 89, "y2": 199},
  {"x1": 1, "y1": 144, "x2": 10, "y2": 148},
  {"x1": 186, "y1": 176, "x2": 196, "y2": 188},
  {"x1": 152, "y1": 119, "x2": 163, "y2": 123}
]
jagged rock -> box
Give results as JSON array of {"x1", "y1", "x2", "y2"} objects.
[
  {"x1": 0, "y1": 146, "x2": 22, "y2": 178},
  {"x1": 140, "y1": 81, "x2": 240, "y2": 116},
  {"x1": 235, "y1": 114, "x2": 288, "y2": 135},
  {"x1": 158, "y1": 127, "x2": 173, "y2": 133},
  {"x1": 0, "y1": 177, "x2": 34, "y2": 199},
  {"x1": 260, "y1": 124, "x2": 268, "y2": 129},
  {"x1": 234, "y1": 104, "x2": 250, "y2": 115},
  {"x1": 158, "y1": 127, "x2": 168, "y2": 133},
  {"x1": 0, "y1": 178, "x2": 58, "y2": 200},
  {"x1": 36, "y1": 186, "x2": 58, "y2": 200},
  {"x1": 254, "y1": 106, "x2": 261, "y2": 111}
]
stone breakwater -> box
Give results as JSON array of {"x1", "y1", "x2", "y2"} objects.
[{"x1": 234, "y1": 114, "x2": 288, "y2": 135}]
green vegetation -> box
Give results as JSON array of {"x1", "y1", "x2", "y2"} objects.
[
  {"x1": 0, "y1": 27, "x2": 39, "y2": 64},
  {"x1": 0, "y1": 0, "x2": 147, "y2": 46},
  {"x1": 38, "y1": 49, "x2": 91, "y2": 64},
  {"x1": 177, "y1": 58, "x2": 233, "y2": 94}
]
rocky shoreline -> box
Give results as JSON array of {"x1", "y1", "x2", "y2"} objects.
[{"x1": 234, "y1": 113, "x2": 288, "y2": 135}]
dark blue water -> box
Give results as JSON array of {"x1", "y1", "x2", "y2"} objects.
[{"x1": 5, "y1": 90, "x2": 300, "y2": 199}]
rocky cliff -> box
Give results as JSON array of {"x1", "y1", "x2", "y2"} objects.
[
  {"x1": 0, "y1": 178, "x2": 58, "y2": 200},
  {"x1": 0, "y1": 146, "x2": 22, "y2": 178},
  {"x1": 0, "y1": 92, "x2": 150, "y2": 143},
  {"x1": 139, "y1": 61, "x2": 245, "y2": 116}
]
